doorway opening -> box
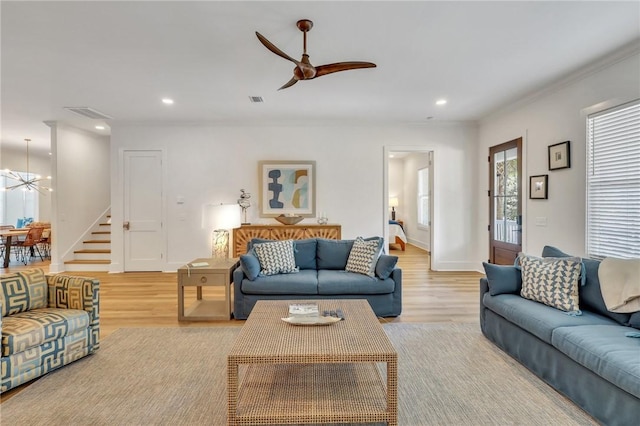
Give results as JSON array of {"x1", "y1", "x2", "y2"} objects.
[{"x1": 384, "y1": 147, "x2": 433, "y2": 270}]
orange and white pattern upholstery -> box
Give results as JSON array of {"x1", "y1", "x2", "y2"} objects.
[{"x1": 1, "y1": 269, "x2": 99, "y2": 393}]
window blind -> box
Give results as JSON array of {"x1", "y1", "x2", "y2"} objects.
[{"x1": 586, "y1": 99, "x2": 640, "y2": 259}]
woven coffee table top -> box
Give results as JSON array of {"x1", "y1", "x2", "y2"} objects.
[{"x1": 228, "y1": 299, "x2": 396, "y2": 363}]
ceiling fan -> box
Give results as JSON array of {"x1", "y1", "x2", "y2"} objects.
[{"x1": 256, "y1": 19, "x2": 377, "y2": 90}]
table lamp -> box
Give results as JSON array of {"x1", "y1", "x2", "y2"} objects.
[
  {"x1": 389, "y1": 197, "x2": 399, "y2": 221},
  {"x1": 202, "y1": 204, "x2": 241, "y2": 258}
]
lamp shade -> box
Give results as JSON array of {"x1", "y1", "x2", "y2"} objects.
[
  {"x1": 389, "y1": 197, "x2": 399, "y2": 208},
  {"x1": 202, "y1": 204, "x2": 241, "y2": 230}
]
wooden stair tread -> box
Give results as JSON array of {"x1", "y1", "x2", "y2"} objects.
[
  {"x1": 74, "y1": 249, "x2": 111, "y2": 254},
  {"x1": 64, "y1": 259, "x2": 110, "y2": 264},
  {"x1": 99, "y1": 223, "x2": 111, "y2": 226},
  {"x1": 92, "y1": 231, "x2": 111, "y2": 235},
  {"x1": 85, "y1": 239, "x2": 111, "y2": 243}
]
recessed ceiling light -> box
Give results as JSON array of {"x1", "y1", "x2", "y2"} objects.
[
  {"x1": 95, "y1": 125, "x2": 105, "y2": 130},
  {"x1": 436, "y1": 99, "x2": 447, "y2": 106},
  {"x1": 389, "y1": 154, "x2": 395, "y2": 158},
  {"x1": 162, "y1": 98, "x2": 174, "y2": 105}
]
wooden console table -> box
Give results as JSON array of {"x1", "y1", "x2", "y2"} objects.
[{"x1": 232, "y1": 224, "x2": 341, "y2": 257}]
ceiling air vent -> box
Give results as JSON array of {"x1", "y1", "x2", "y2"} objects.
[
  {"x1": 63, "y1": 107, "x2": 113, "y2": 120},
  {"x1": 248, "y1": 96, "x2": 264, "y2": 103}
]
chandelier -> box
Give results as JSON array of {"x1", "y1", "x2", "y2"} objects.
[{"x1": 1, "y1": 138, "x2": 52, "y2": 194}]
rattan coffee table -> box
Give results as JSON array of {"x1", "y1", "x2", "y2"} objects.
[{"x1": 227, "y1": 299, "x2": 398, "y2": 425}]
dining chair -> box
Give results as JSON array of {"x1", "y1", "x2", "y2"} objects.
[
  {"x1": 0, "y1": 225, "x2": 16, "y2": 262},
  {"x1": 14, "y1": 226, "x2": 45, "y2": 264}
]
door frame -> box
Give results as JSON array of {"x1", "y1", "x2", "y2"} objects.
[
  {"x1": 488, "y1": 137, "x2": 523, "y2": 264},
  {"x1": 383, "y1": 146, "x2": 435, "y2": 269}
]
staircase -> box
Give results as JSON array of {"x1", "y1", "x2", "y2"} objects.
[{"x1": 64, "y1": 216, "x2": 111, "y2": 272}]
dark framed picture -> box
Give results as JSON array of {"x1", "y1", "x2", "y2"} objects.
[
  {"x1": 529, "y1": 175, "x2": 548, "y2": 199},
  {"x1": 258, "y1": 160, "x2": 316, "y2": 217},
  {"x1": 548, "y1": 141, "x2": 570, "y2": 170}
]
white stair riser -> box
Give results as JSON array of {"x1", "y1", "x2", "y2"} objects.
[
  {"x1": 64, "y1": 263, "x2": 110, "y2": 272},
  {"x1": 74, "y1": 252, "x2": 110, "y2": 261},
  {"x1": 84, "y1": 242, "x2": 110, "y2": 250}
]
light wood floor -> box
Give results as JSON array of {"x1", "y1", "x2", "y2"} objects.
[{"x1": 1, "y1": 243, "x2": 482, "y2": 400}]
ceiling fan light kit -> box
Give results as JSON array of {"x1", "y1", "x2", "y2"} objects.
[{"x1": 256, "y1": 19, "x2": 376, "y2": 90}]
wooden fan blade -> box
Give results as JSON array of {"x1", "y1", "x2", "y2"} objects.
[
  {"x1": 255, "y1": 32, "x2": 298, "y2": 64},
  {"x1": 278, "y1": 77, "x2": 298, "y2": 90},
  {"x1": 315, "y1": 62, "x2": 377, "y2": 78}
]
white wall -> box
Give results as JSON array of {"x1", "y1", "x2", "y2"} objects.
[
  {"x1": 477, "y1": 48, "x2": 640, "y2": 259},
  {"x1": 0, "y1": 145, "x2": 52, "y2": 222},
  {"x1": 110, "y1": 122, "x2": 478, "y2": 272},
  {"x1": 49, "y1": 123, "x2": 111, "y2": 272},
  {"x1": 388, "y1": 157, "x2": 404, "y2": 218}
]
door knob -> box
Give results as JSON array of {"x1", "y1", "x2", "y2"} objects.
[{"x1": 123, "y1": 221, "x2": 130, "y2": 230}]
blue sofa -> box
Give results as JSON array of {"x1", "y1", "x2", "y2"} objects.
[
  {"x1": 480, "y1": 246, "x2": 640, "y2": 426},
  {"x1": 233, "y1": 238, "x2": 402, "y2": 320}
]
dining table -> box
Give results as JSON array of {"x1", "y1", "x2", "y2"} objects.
[{"x1": 0, "y1": 229, "x2": 29, "y2": 268}]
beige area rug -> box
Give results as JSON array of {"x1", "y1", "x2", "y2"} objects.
[{"x1": 1, "y1": 323, "x2": 596, "y2": 425}]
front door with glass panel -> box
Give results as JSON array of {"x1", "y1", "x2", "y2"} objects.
[{"x1": 489, "y1": 138, "x2": 522, "y2": 264}]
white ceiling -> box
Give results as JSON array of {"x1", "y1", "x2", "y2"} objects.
[{"x1": 2, "y1": 1, "x2": 639, "y2": 154}]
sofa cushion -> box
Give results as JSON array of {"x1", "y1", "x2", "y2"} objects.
[
  {"x1": 1, "y1": 269, "x2": 47, "y2": 317},
  {"x1": 375, "y1": 255, "x2": 398, "y2": 279},
  {"x1": 483, "y1": 293, "x2": 617, "y2": 344},
  {"x1": 518, "y1": 253, "x2": 581, "y2": 313},
  {"x1": 552, "y1": 325, "x2": 640, "y2": 399},
  {"x1": 239, "y1": 252, "x2": 261, "y2": 281},
  {"x1": 317, "y1": 239, "x2": 354, "y2": 270},
  {"x1": 253, "y1": 240, "x2": 299, "y2": 276},
  {"x1": 240, "y1": 269, "x2": 318, "y2": 295},
  {"x1": 249, "y1": 238, "x2": 317, "y2": 270},
  {"x1": 345, "y1": 237, "x2": 382, "y2": 277},
  {"x1": 317, "y1": 270, "x2": 395, "y2": 295},
  {"x1": 542, "y1": 246, "x2": 631, "y2": 325},
  {"x1": 1, "y1": 308, "x2": 90, "y2": 356},
  {"x1": 292, "y1": 238, "x2": 317, "y2": 270},
  {"x1": 628, "y1": 312, "x2": 640, "y2": 330},
  {"x1": 482, "y1": 262, "x2": 522, "y2": 296}
]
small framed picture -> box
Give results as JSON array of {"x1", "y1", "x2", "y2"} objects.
[
  {"x1": 548, "y1": 141, "x2": 570, "y2": 170},
  {"x1": 530, "y1": 175, "x2": 548, "y2": 199}
]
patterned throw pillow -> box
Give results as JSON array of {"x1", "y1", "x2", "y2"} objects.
[
  {"x1": 253, "y1": 240, "x2": 299, "y2": 276},
  {"x1": 518, "y1": 253, "x2": 581, "y2": 313},
  {"x1": 345, "y1": 237, "x2": 382, "y2": 277}
]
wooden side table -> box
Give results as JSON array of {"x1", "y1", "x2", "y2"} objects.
[{"x1": 177, "y1": 257, "x2": 239, "y2": 321}]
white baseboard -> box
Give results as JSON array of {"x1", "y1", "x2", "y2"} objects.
[{"x1": 431, "y1": 260, "x2": 484, "y2": 272}]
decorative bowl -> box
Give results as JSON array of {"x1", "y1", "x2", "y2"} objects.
[{"x1": 274, "y1": 214, "x2": 304, "y2": 225}]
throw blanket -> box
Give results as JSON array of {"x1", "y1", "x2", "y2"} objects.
[{"x1": 599, "y1": 258, "x2": 640, "y2": 313}]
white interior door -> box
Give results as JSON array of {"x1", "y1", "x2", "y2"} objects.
[{"x1": 123, "y1": 150, "x2": 164, "y2": 271}]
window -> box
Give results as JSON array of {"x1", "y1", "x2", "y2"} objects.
[
  {"x1": 586, "y1": 99, "x2": 640, "y2": 259},
  {"x1": 417, "y1": 167, "x2": 429, "y2": 228}
]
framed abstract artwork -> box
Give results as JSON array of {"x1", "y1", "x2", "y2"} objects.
[
  {"x1": 548, "y1": 141, "x2": 571, "y2": 170},
  {"x1": 529, "y1": 174, "x2": 548, "y2": 199},
  {"x1": 258, "y1": 161, "x2": 316, "y2": 217}
]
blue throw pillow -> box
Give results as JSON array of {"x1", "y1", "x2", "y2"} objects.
[
  {"x1": 239, "y1": 252, "x2": 261, "y2": 281},
  {"x1": 375, "y1": 255, "x2": 398, "y2": 279},
  {"x1": 482, "y1": 262, "x2": 522, "y2": 296}
]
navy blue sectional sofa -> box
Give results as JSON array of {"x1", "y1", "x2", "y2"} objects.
[
  {"x1": 480, "y1": 246, "x2": 640, "y2": 426},
  {"x1": 233, "y1": 238, "x2": 402, "y2": 320}
]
